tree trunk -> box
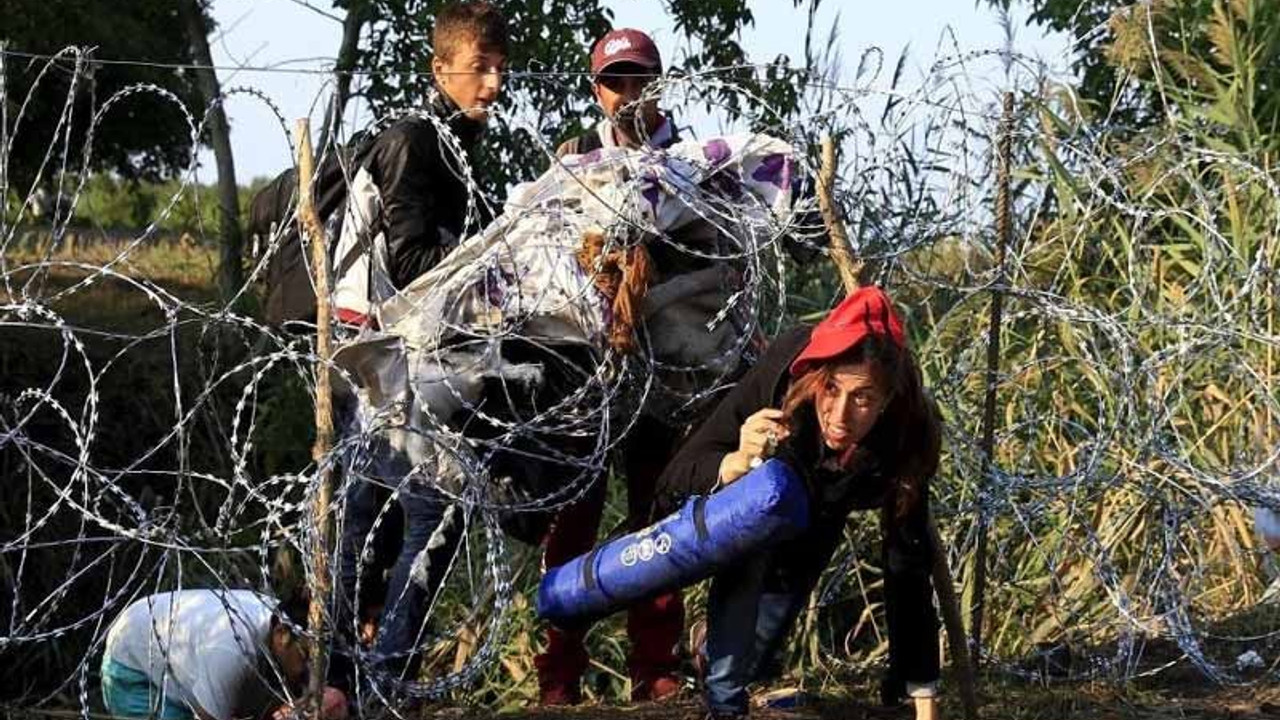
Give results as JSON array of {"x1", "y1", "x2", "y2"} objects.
[
  {"x1": 178, "y1": 0, "x2": 244, "y2": 301},
  {"x1": 318, "y1": 0, "x2": 370, "y2": 151}
]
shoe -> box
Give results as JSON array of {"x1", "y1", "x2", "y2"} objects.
[
  {"x1": 649, "y1": 673, "x2": 684, "y2": 701},
  {"x1": 753, "y1": 687, "x2": 815, "y2": 709},
  {"x1": 538, "y1": 682, "x2": 582, "y2": 706},
  {"x1": 631, "y1": 673, "x2": 683, "y2": 702}
]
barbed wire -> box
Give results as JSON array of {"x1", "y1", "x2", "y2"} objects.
[
  {"x1": 0, "y1": 46, "x2": 841, "y2": 77},
  {"x1": 0, "y1": 45, "x2": 1062, "y2": 106}
]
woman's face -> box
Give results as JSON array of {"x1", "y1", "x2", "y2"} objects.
[{"x1": 815, "y1": 360, "x2": 891, "y2": 452}]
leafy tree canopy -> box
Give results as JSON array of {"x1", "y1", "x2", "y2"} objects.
[
  {"x1": 350, "y1": 0, "x2": 817, "y2": 192},
  {"x1": 1, "y1": 0, "x2": 211, "y2": 194},
  {"x1": 989, "y1": 0, "x2": 1280, "y2": 142}
]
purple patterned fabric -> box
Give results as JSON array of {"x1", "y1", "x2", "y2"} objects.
[
  {"x1": 642, "y1": 180, "x2": 661, "y2": 211},
  {"x1": 703, "y1": 139, "x2": 732, "y2": 166},
  {"x1": 482, "y1": 264, "x2": 516, "y2": 307},
  {"x1": 705, "y1": 175, "x2": 743, "y2": 201},
  {"x1": 751, "y1": 154, "x2": 790, "y2": 189},
  {"x1": 599, "y1": 291, "x2": 614, "y2": 328}
]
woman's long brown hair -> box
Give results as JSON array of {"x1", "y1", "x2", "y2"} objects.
[
  {"x1": 780, "y1": 334, "x2": 941, "y2": 519},
  {"x1": 576, "y1": 228, "x2": 654, "y2": 354}
]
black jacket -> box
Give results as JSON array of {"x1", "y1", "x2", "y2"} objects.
[
  {"x1": 366, "y1": 91, "x2": 486, "y2": 290},
  {"x1": 654, "y1": 327, "x2": 805, "y2": 513}
]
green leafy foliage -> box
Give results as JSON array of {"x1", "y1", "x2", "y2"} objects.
[
  {"x1": 1, "y1": 0, "x2": 211, "y2": 192},
  {"x1": 67, "y1": 175, "x2": 271, "y2": 236},
  {"x1": 352, "y1": 0, "x2": 817, "y2": 191},
  {"x1": 941, "y1": 0, "x2": 1280, "y2": 657},
  {"x1": 991, "y1": 0, "x2": 1280, "y2": 136}
]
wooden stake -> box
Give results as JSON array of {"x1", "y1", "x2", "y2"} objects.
[
  {"x1": 1267, "y1": 208, "x2": 1275, "y2": 466},
  {"x1": 818, "y1": 136, "x2": 863, "y2": 291},
  {"x1": 0, "y1": 41, "x2": 9, "y2": 233},
  {"x1": 926, "y1": 510, "x2": 979, "y2": 719},
  {"x1": 296, "y1": 118, "x2": 334, "y2": 719},
  {"x1": 970, "y1": 92, "x2": 1014, "y2": 664},
  {"x1": 817, "y1": 135, "x2": 979, "y2": 719}
]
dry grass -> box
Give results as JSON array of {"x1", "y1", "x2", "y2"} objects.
[{"x1": 2, "y1": 229, "x2": 223, "y2": 328}]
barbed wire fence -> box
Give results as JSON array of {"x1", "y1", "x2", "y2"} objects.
[{"x1": 2, "y1": 22, "x2": 1279, "y2": 719}]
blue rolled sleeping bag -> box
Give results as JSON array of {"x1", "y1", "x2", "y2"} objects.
[{"x1": 537, "y1": 458, "x2": 809, "y2": 625}]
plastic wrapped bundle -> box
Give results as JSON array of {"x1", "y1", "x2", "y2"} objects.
[
  {"x1": 537, "y1": 459, "x2": 809, "y2": 625},
  {"x1": 1256, "y1": 506, "x2": 1280, "y2": 551}
]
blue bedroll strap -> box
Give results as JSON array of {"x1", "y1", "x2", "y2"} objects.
[
  {"x1": 692, "y1": 495, "x2": 710, "y2": 542},
  {"x1": 581, "y1": 546, "x2": 600, "y2": 591}
]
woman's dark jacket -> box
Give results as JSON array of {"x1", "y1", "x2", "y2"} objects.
[{"x1": 654, "y1": 326, "x2": 941, "y2": 688}]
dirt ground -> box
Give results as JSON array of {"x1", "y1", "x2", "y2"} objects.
[
  {"x1": 9, "y1": 681, "x2": 1280, "y2": 720},
  {"x1": 412, "y1": 678, "x2": 1280, "y2": 720}
]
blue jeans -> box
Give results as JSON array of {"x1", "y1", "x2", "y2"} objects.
[
  {"x1": 702, "y1": 556, "x2": 808, "y2": 715},
  {"x1": 702, "y1": 503, "x2": 940, "y2": 715},
  {"x1": 100, "y1": 657, "x2": 195, "y2": 720},
  {"x1": 338, "y1": 447, "x2": 463, "y2": 686}
]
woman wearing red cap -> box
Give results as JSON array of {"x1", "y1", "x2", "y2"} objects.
[{"x1": 654, "y1": 286, "x2": 942, "y2": 719}]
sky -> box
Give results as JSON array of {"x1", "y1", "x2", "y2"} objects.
[{"x1": 202, "y1": 0, "x2": 1074, "y2": 181}]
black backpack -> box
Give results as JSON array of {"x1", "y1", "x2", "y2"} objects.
[{"x1": 249, "y1": 134, "x2": 374, "y2": 325}]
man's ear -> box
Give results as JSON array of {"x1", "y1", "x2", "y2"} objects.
[{"x1": 431, "y1": 55, "x2": 446, "y2": 84}]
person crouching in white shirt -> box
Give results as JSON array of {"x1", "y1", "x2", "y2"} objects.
[{"x1": 101, "y1": 589, "x2": 346, "y2": 720}]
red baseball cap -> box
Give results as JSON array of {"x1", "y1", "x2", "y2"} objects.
[
  {"x1": 789, "y1": 286, "x2": 906, "y2": 377},
  {"x1": 591, "y1": 28, "x2": 662, "y2": 76}
]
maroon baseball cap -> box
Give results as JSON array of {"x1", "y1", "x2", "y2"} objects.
[{"x1": 590, "y1": 28, "x2": 662, "y2": 76}]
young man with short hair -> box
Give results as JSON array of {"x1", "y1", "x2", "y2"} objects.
[
  {"x1": 332, "y1": 0, "x2": 507, "y2": 322},
  {"x1": 537, "y1": 28, "x2": 687, "y2": 707},
  {"x1": 331, "y1": 0, "x2": 508, "y2": 690},
  {"x1": 101, "y1": 590, "x2": 343, "y2": 720}
]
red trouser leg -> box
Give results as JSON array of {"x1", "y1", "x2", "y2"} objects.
[
  {"x1": 626, "y1": 590, "x2": 686, "y2": 692},
  {"x1": 622, "y1": 418, "x2": 687, "y2": 696},
  {"x1": 535, "y1": 476, "x2": 607, "y2": 701},
  {"x1": 535, "y1": 417, "x2": 688, "y2": 702}
]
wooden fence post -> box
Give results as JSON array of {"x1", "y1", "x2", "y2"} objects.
[
  {"x1": 969, "y1": 91, "x2": 1015, "y2": 664},
  {"x1": 296, "y1": 118, "x2": 335, "y2": 720},
  {"x1": 1, "y1": 40, "x2": 8, "y2": 233},
  {"x1": 818, "y1": 135, "x2": 979, "y2": 719}
]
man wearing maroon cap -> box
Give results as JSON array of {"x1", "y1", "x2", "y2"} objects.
[
  {"x1": 534, "y1": 27, "x2": 688, "y2": 708},
  {"x1": 555, "y1": 28, "x2": 679, "y2": 155}
]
